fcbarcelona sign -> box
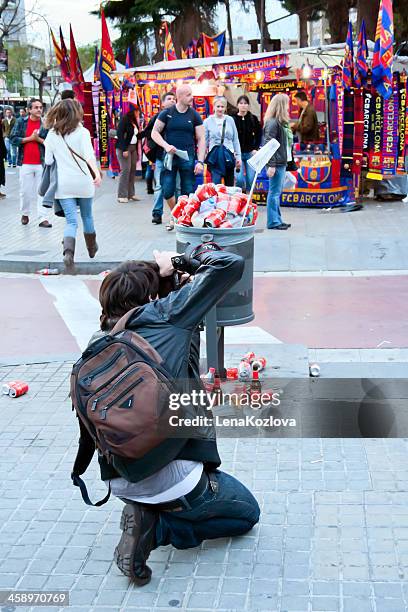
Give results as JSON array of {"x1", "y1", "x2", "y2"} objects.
[{"x1": 214, "y1": 54, "x2": 289, "y2": 78}]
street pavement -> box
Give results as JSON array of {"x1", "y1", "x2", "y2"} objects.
[{"x1": 1, "y1": 168, "x2": 408, "y2": 610}]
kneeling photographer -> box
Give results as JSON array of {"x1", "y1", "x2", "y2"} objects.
[{"x1": 71, "y1": 243, "x2": 260, "y2": 586}]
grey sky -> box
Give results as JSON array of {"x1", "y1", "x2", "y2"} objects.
[{"x1": 26, "y1": 0, "x2": 297, "y2": 53}]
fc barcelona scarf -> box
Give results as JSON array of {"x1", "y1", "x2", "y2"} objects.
[
  {"x1": 397, "y1": 72, "x2": 407, "y2": 173},
  {"x1": 99, "y1": 92, "x2": 109, "y2": 170},
  {"x1": 367, "y1": 89, "x2": 383, "y2": 177},
  {"x1": 352, "y1": 88, "x2": 365, "y2": 175},
  {"x1": 381, "y1": 75, "x2": 399, "y2": 176},
  {"x1": 341, "y1": 89, "x2": 354, "y2": 177}
]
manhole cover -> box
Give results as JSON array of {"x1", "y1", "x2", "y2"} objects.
[{"x1": 5, "y1": 250, "x2": 48, "y2": 256}]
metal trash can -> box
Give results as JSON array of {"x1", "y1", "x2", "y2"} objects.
[{"x1": 175, "y1": 225, "x2": 255, "y2": 326}]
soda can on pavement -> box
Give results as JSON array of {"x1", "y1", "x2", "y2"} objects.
[
  {"x1": 226, "y1": 367, "x2": 239, "y2": 380},
  {"x1": 238, "y1": 360, "x2": 252, "y2": 381},
  {"x1": 252, "y1": 357, "x2": 267, "y2": 372},
  {"x1": 309, "y1": 363, "x2": 320, "y2": 377},
  {"x1": 7, "y1": 381, "x2": 29, "y2": 398}
]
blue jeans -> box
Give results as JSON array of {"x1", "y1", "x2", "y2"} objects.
[
  {"x1": 58, "y1": 197, "x2": 95, "y2": 239},
  {"x1": 266, "y1": 165, "x2": 286, "y2": 228},
  {"x1": 152, "y1": 158, "x2": 164, "y2": 217},
  {"x1": 155, "y1": 470, "x2": 260, "y2": 550},
  {"x1": 161, "y1": 154, "x2": 195, "y2": 200},
  {"x1": 236, "y1": 151, "x2": 255, "y2": 192},
  {"x1": 5, "y1": 137, "x2": 17, "y2": 166}
]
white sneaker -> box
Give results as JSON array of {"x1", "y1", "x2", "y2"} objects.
[{"x1": 117, "y1": 198, "x2": 129, "y2": 203}]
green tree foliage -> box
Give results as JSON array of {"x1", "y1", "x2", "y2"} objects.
[
  {"x1": 103, "y1": 0, "x2": 218, "y2": 62},
  {"x1": 77, "y1": 43, "x2": 98, "y2": 72},
  {"x1": 4, "y1": 43, "x2": 30, "y2": 92}
]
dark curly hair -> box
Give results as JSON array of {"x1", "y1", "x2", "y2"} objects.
[{"x1": 99, "y1": 260, "x2": 183, "y2": 332}]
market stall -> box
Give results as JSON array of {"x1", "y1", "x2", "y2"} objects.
[{"x1": 110, "y1": 41, "x2": 407, "y2": 208}]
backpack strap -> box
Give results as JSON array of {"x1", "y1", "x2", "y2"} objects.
[
  {"x1": 110, "y1": 307, "x2": 164, "y2": 364},
  {"x1": 71, "y1": 418, "x2": 111, "y2": 506}
]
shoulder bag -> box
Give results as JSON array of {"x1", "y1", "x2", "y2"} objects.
[
  {"x1": 64, "y1": 137, "x2": 97, "y2": 180},
  {"x1": 205, "y1": 118, "x2": 235, "y2": 171}
]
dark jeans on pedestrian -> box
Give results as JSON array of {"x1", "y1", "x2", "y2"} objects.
[
  {"x1": 117, "y1": 144, "x2": 137, "y2": 199},
  {"x1": 160, "y1": 154, "x2": 195, "y2": 200},
  {"x1": 210, "y1": 165, "x2": 235, "y2": 187},
  {"x1": 155, "y1": 470, "x2": 260, "y2": 549}
]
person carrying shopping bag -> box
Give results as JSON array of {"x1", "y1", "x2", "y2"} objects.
[
  {"x1": 44, "y1": 99, "x2": 102, "y2": 274},
  {"x1": 204, "y1": 96, "x2": 241, "y2": 186},
  {"x1": 115, "y1": 105, "x2": 142, "y2": 203},
  {"x1": 263, "y1": 93, "x2": 292, "y2": 230}
]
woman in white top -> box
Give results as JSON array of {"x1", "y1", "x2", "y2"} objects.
[
  {"x1": 115, "y1": 106, "x2": 141, "y2": 203},
  {"x1": 44, "y1": 99, "x2": 101, "y2": 274},
  {"x1": 203, "y1": 96, "x2": 241, "y2": 186}
]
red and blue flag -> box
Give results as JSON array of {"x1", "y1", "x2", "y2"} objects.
[
  {"x1": 342, "y1": 22, "x2": 354, "y2": 91},
  {"x1": 372, "y1": 0, "x2": 394, "y2": 99},
  {"x1": 125, "y1": 47, "x2": 132, "y2": 69},
  {"x1": 354, "y1": 20, "x2": 368, "y2": 88}
]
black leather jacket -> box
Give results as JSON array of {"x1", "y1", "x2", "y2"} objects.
[
  {"x1": 264, "y1": 118, "x2": 288, "y2": 168},
  {"x1": 98, "y1": 249, "x2": 245, "y2": 482}
]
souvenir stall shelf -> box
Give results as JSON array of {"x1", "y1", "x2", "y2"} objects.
[{"x1": 111, "y1": 46, "x2": 408, "y2": 208}]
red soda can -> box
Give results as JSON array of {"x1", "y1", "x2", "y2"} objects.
[
  {"x1": 243, "y1": 351, "x2": 255, "y2": 363},
  {"x1": 226, "y1": 367, "x2": 238, "y2": 380},
  {"x1": 188, "y1": 194, "x2": 201, "y2": 208},
  {"x1": 172, "y1": 196, "x2": 188, "y2": 219},
  {"x1": 252, "y1": 357, "x2": 267, "y2": 372},
  {"x1": 204, "y1": 208, "x2": 226, "y2": 228},
  {"x1": 184, "y1": 202, "x2": 199, "y2": 216},
  {"x1": 177, "y1": 212, "x2": 192, "y2": 226},
  {"x1": 228, "y1": 194, "x2": 248, "y2": 215},
  {"x1": 219, "y1": 220, "x2": 233, "y2": 229},
  {"x1": 196, "y1": 183, "x2": 217, "y2": 202},
  {"x1": 216, "y1": 184, "x2": 228, "y2": 194},
  {"x1": 8, "y1": 381, "x2": 29, "y2": 398}
]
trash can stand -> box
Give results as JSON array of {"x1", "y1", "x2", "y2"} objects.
[{"x1": 175, "y1": 225, "x2": 255, "y2": 374}]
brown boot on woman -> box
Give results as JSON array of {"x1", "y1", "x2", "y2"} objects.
[
  {"x1": 63, "y1": 237, "x2": 76, "y2": 275},
  {"x1": 84, "y1": 233, "x2": 98, "y2": 258}
]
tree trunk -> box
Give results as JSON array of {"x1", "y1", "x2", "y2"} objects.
[
  {"x1": 224, "y1": 0, "x2": 234, "y2": 55},
  {"x1": 172, "y1": 4, "x2": 204, "y2": 56},
  {"x1": 253, "y1": 0, "x2": 270, "y2": 50},
  {"x1": 326, "y1": 0, "x2": 349, "y2": 43},
  {"x1": 357, "y1": 0, "x2": 380, "y2": 41}
]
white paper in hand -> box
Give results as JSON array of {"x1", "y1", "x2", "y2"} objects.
[
  {"x1": 175, "y1": 149, "x2": 189, "y2": 161},
  {"x1": 248, "y1": 138, "x2": 280, "y2": 174}
]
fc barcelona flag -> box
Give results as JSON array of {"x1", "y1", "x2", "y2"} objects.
[
  {"x1": 100, "y1": 8, "x2": 119, "y2": 91},
  {"x1": 342, "y1": 22, "x2": 354, "y2": 91},
  {"x1": 372, "y1": 0, "x2": 394, "y2": 100},
  {"x1": 125, "y1": 47, "x2": 132, "y2": 69},
  {"x1": 354, "y1": 20, "x2": 368, "y2": 89},
  {"x1": 202, "y1": 31, "x2": 226, "y2": 57},
  {"x1": 69, "y1": 25, "x2": 84, "y2": 103},
  {"x1": 59, "y1": 27, "x2": 72, "y2": 82},
  {"x1": 162, "y1": 22, "x2": 177, "y2": 61}
]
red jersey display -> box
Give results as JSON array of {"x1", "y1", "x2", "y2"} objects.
[{"x1": 22, "y1": 119, "x2": 42, "y2": 165}]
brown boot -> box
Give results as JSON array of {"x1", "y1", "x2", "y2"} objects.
[
  {"x1": 84, "y1": 232, "x2": 98, "y2": 258},
  {"x1": 63, "y1": 236, "x2": 76, "y2": 275}
]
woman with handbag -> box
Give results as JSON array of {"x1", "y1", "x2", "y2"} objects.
[
  {"x1": 263, "y1": 94, "x2": 292, "y2": 230},
  {"x1": 44, "y1": 99, "x2": 102, "y2": 273},
  {"x1": 204, "y1": 97, "x2": 241, "y2": 186},
  {"x1": 115, "y1": 105, "x2": 141, "y2": 203}
]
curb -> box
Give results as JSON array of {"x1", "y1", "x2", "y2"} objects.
[{"x1": 0, "y1": 260, "x2": 121, "y2": 275}]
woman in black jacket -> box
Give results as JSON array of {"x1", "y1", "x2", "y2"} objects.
[
  {"x1": 115, "y1": 106, "x2": 141, "y2": 203},
  {"x1": 233, "y1": 95, "x2": 262, "y2": 192}
]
